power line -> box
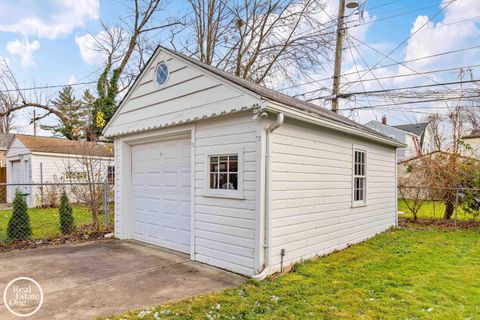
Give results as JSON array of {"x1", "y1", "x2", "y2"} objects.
[
  {"x1": 309, "y1": 79, "x2": 480, "y2": 101},
  {"x1": 362, "y1": 0, "x2": 438, "y2": 13},
  {"x1": 341, "y1": 63, "x2": 480, "y2": 85},
  {"x1": 341, "y1": 95, "x2": 480, "y2": 111},
  {"x1": 345, "y1": 31, "x2": 415, "y2": 122},
  {"x1": 343, "y1": 34, "x2": 461, "y2": 95},
  {"x1": 0, "y1": 80, "x2": 98, "y2": 94},
  {"x1": 278, "y1": 44, "x2": 480, "y2": 93},
  {"x1": 295, "y1": 65, "x2": 480, "y2": 99},
  {"x1": 340, "y1": 0, "x2": 457, "y2": 92},
  {"x1": 344, "y1": 0, "x2": 457, "y2": 29}
]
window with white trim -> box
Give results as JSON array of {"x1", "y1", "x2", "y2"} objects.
[
  {"x1": 353, "y1": 149, "x2": 366, "y2": 203},
  {"x1": 209, "y1": 154, "x2": 238, "y2": 190}
]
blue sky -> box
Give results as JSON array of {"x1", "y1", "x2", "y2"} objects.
[{"x1": 0, "y1": 0, "x2": 478, "y2": 134}]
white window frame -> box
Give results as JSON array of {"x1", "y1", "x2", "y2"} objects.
[
  {"x1": 153, "y1": 61, "x2": 170, "y2": 87},
  {"x1": 352, "y1": 146, "x2": 367, "y2": 207},
  {"x1": 204, "y1": 146, "x2": 244, "y2": 199}
]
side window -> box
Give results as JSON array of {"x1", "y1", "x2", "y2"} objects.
[
  {"x1": 353, "y1": 148, "x2": 367, "y2": 206},
  {"x1": 209, "y1": 155, "x2": 238, "y2": 190},
  {"x1": 107, "y1": 165, "x2": 115, "y2": 184},
  {"x1": 205, "y1": 147, "x2": 244, "y2": 199}
]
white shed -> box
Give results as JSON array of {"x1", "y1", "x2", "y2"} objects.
[
  {"x1": 103, "y1": 46, "x2": 404, "y2": 278},
  {"x1": 5, "y1": 135, "x2": 114, "y2": 207}
]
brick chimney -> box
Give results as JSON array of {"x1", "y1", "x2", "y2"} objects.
[{"x1": 381, "y1": 115, "x2": 387, "y2": 125}]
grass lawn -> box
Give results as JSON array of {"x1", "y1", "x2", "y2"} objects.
[
  {"x1": 398, "y1": 199, "x2": 479, "y2": 222},
  {"x1": 0, "y1": 206, "x2": 107, "y2": 242},
  {"x1": 107, "y1": 228, "x2": 480, "y2": 320}
]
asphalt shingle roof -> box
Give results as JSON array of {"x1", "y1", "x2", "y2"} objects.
[
  {"x1": 392, "y1": 123, "x2": 429, "y2": 136},
  {"x1": 0, "y1": 133, "x2": 14, "y2": 150},
  {"x1": 13, "y1": 135, "x2": 113, "y2": 157},
  {"x1": 159, "y1": 46, "x2": 400, "y2": 145}
]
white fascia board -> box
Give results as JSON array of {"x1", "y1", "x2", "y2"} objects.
[
  {"x1": 30, "y1": 152, "x2": 114, "y2": 161},
  {"x1": 263, "y1": 101, "x2": 407, "y2": 148}
]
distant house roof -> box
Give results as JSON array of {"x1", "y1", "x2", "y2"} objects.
[
  {"x1": 365, "y1": 120, "x2": 419, "y2": 137},
  {"x1": 0, "y1": 133, "x2": 14, "y2": 150},
  {"x1": 10, "y1": 135, "x2": 113, "y2": 158},
  {"x1": 393, "y1": 123, "x2": 429, "y2": 136}
]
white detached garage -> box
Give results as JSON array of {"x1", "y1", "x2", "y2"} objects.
[{"x1": 103, "y1": 46, "x2": 404, "y2": 278}]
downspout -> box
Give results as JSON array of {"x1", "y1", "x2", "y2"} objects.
[{"x1": 252, "y1": 112, "x2": 284, "y2": 281}]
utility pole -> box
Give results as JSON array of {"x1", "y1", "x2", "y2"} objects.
[
  {"x1": 33, "y1": 108, "x2": 37, "y2": 136},
  {"x1": 331, "y1": 0, "x2": 358, "y2": 112}
]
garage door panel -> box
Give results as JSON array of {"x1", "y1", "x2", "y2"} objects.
[{"x1": 132, "y1": 137, "x2": 191, "y2": 254}]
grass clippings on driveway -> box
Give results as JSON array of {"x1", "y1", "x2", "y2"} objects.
[{"x1": 107, "y1": 228, "x2": 480, "y2": 320}]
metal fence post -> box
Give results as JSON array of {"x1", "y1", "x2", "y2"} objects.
[
  {"x1": 39, "y1": 163, "x2": 44, "y2": 208},
  {"x1": 103, "y1": 179, "x2": 109, "y2": 228},
  {"x1": 454, "y1": 188, "x2": 459, "y2": 227}
]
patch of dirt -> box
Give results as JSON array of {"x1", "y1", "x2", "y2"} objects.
[
  {"x1": 0, "y1": 226, "x2": 114, "y2": 252},
  {"x1": 399, "y1": 217, "x2": 480, "y2": 230}
]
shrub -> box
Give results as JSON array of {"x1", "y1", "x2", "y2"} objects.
[
  {"x1": 7, "y1": 192, "x2": 31, "y2": 241},
  {"x1": 59, "y1": 192, "x2": 75, "y2": 235}
]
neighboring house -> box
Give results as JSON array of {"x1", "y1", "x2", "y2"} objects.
[
  {"x1": 0, "y1": 133, "x2": 15, "y2": 167},
  {"x1": 102, "y1": 46, "x2": 404, "y2": 278},
  {"x1": 365, "y1": 117, "x2": 435, "y2": 162},
  {"x1": 461, "y1": 130, "x2": 480, "y2": 159},
  {"x1": 5, "y1": 135, "x2": 114, "y2": 207},
  {"x1": 392, "y1": 122, "x2": 435, "y2": 155}
]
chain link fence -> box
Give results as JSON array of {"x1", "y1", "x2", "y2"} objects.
[
  {"x1": 0, "y1": 181, "x2": 114, "y2": 248},
  {"x1": 398, "y1": 186, "x2": 480, "y2": 225}
]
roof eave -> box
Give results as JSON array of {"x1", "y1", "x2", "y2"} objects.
[{"x1": 264, "y1": 101, "x2": 406, "y2": 148}]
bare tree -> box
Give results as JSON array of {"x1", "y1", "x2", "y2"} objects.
[
  {"x1": 0, "y1": 58, "x2": 69, "y2": 131},
  {"x1": 0, "y1": 59, "x2": 20, "y2": 132},
  {"x1": 64, "y1": 141, "x2": 113, "y2": 231},
  {"x1": 184, "y1": 0, "x2": 335, "y2": 85},
  {"x1": 425, "y1": 113, "x2": 444, "y2": 151},
  {"x1": 0, "y1": 1, "x2": 184, "y2": 138}
]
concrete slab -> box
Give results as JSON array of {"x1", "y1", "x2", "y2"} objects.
[{"x1": 0, "y1": 240, "x2": 246, "y2": 320}]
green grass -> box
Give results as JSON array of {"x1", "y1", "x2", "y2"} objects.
[
  {"x1": 398, "y1": 199, "x2": 479, "y2": 222},
  {"x1": 0, "y1": 206, "x2": 109, "y2": 242},
  {"x1": 106, "y1": 228, "x2": 480, "y2": 320}
]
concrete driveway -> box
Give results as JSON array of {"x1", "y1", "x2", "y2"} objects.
[{"x1": 0, "y1": 240, "x2": 245, "y2": 320}]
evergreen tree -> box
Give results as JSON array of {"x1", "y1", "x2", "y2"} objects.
[
  {"x1": 41, "y1": 86, "x2": 84, "y2": 140},
  {"x1": 81, "y1": 89, "x2": 97, "y2": 141},
  {"x1": 7, "y1": 192, "x2": 31, "y2": 241},
  {"x1": 59, "y1": 192, "x2": 75, "y2": 235}
]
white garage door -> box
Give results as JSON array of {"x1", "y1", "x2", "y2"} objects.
[{"x1": 131, "y1": 137, "x2": 191, "y2": 253}]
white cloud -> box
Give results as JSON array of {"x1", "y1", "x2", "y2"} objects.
[
  {"x1": 6, "y1": 38, "x2": 40, "y2": 67},
  {"x1": 0, "y1": 0, "x2": 99, "y2": 39},
  {"x1": 75, "y1": 33, "x2": 101, "y2": 65},
  {"x1": 68, "y1": 74, "x2": 77, "y2": 85},
  {"x1": 75, "y1": 28, "x2": 127, "y2": 65},
  {"x1": 400, "y1": 0, "x2": 480, "y2": 82}
]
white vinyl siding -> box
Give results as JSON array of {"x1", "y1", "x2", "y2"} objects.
[
  {"x1": 269, "y1": 119, "x2": 396, "y2": 272},
  {"x1": 113, "y1": 112, "x2": 258, "y2": 276},
  {"x1": 194, "y1": 113, "x2": 257, "y2": 276},
  {"x1": 7, "y1": 146, "x2": 113, "y2": 207},
  {"x1": 104, "y1": 51, "x2": 259, "y2": 137}
]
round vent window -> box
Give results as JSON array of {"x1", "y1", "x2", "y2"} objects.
[{"x1": 155, "y1": 62, "x2": 169, "y2": 86}]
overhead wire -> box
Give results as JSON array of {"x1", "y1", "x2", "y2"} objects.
[{"x1": 339, "y1": 0, "x2": 458, "y2": 92}]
